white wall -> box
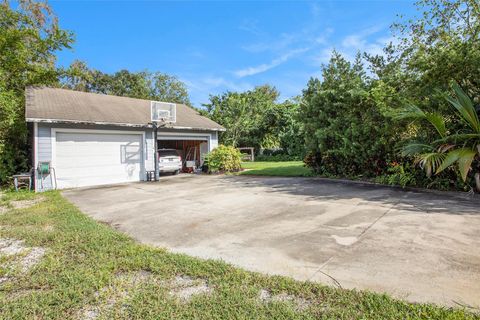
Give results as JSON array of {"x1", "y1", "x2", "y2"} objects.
[{"x1": 33, "y1": 123, "x2": 220, "y2": 191}]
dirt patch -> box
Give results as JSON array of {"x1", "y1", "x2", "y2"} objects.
[
  {"x1": 0, "y1": 238, "x2": 47, "y2": 283},
  {"x1": 78, "y1": 272, "x2": 213, "y2": 319},
  {"x1": 0, "y1": 238, "x2": 26, "y2": 255},
  {"x1": 169, "y1": 275, "x2": 212, "y2": 301},
  {"x1": 0, "y1": 224, "x2": 54, "y2": 232},
  {"x1": 20, "y1": 247, "x2": 46, "y2": 272},
  {"x1": 0, "y1": 197, "x2": 44, "y2": 215},
  {"x1": 259, "y1": 289, "x2": 311, "y2": 311},
  {"x1": 11, "y1": 197, "x2": 44, "y2": 210},
  {"x1": 78, "y1": 270, "x2": 155, "y2": 320}
]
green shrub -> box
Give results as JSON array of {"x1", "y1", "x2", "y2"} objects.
[
  {"x1": 375, "y1": 162, "x2": 417, "y2": 188},
  {"x1": 205, "y1": 145, "x2": 242, "y2": 173}
]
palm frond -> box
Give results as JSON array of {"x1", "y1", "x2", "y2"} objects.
[
  {"x1": 400, "y1": 143, "x2": 434, "y2": 157},
  {"x1": 436, "y1": 144, "x2": 455, "y2": 153},
  {"x1": 393, "y1": 104, "x2": 425, "y2": 120},
  {"x1": 416, "y1": 152, "x2": 446, "y2": 178},
  {"x1": 436, "y1": 148, "x2": 477, "y2": 181},
  {"x1": 394, "y1": 105, "x2": 446, "y2": 137},
  {"x1": 432, "y1": 133, "x2": 480, "y2": 145},
  {"x1": 424, "y1": 112, "x2": 447, "y2": 138},
  {"x1": 443, "y1": 82, "x2": 480, "y2": 133}
]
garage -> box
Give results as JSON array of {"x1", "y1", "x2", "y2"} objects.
[
  {"x1": 26, "y1": 87, "x2": 225, "y2": 191},
  {"x1": 53, "y1": 130, "x2": 144, "y2": 189}
]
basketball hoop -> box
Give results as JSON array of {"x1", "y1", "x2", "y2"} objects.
[
  {"x1": 151, "y1": 101, "x2": 176, "y2": 124},
  {"x1": 150, "y1": 101, "x2": 177, "y2": 182}
]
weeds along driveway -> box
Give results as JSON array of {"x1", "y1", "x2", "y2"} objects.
[{"x1": 63, "y1": 174, "x2": 480, "y2": 308}]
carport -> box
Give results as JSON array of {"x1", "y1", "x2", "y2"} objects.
[
  {"x1": 158, "y1": 138, "x2": 209, "y2": 170},
  {"x1": 157, "y1": 131, "x2": 213, "y2": 171}
]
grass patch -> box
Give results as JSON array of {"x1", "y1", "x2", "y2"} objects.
[
  {"x1": 0, "y1": 191, "x2": 477, "y2": 319},
  {"x1": 240, "y1": 161, "x2": 313, "y2": 177}
]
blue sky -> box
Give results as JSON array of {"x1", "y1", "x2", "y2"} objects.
[{"x1": 52, "y1": 1, "x2": 417, "y2": 107}]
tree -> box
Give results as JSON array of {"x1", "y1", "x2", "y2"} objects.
[
  {"x1": 301, "y1": 52, "x2": 397, "y2": 177},
  {"x1": 398, "y1": 83, "x2": 480, "y2": 192},
  {"x1": 368, "y1": 0, "x2": 480, "y2": 115},
  {"x1": 268, "y1": 99, "x2": 305, "y2": 157},
  {"x1": 0, "y1": 0, "x2": 73, "y2": 183},
  {"x1": 203, "y1": 85, "x2": 280, "y2": 149},
  {"x1": 60, "y1": 61, "x2": 191, "y2": 105},
  {"x1": 150, "y1": 72, "x2": 191, "y2": 105}
]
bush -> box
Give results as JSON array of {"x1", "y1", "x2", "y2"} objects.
[
  {"x1": 205, "y1": 145, "x2": 242, "y2": 173},
  {"x1": 375, "y1": 162, "x2": 417, "y2": 188}
]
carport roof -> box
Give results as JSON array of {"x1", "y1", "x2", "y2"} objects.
[{"x1": 25, "y1": 87, "x2": 226, "y2": 131}]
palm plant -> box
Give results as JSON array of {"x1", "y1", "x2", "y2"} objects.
[{"x1": 396, "y1": 82, "x2": 480, "y2": 192}]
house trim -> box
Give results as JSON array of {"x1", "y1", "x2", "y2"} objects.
[{"x1": 33, "y1": 122, "x2": 38, "y2": 192}]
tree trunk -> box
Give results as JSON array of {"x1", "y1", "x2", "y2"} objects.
[{"x1": 475, "y1": 172, "x2": 480, "y2": 193}]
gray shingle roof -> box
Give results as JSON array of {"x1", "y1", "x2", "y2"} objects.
[{"x1": 25, "y1": 87, "x2": 225, "y2": 131}]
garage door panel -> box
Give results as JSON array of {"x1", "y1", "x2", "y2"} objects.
[{"x1": 55, "y1": 132, "x2": 143, "y2": 189}]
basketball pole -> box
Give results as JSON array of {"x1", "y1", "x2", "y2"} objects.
[{"x1": 153, "y1": 121, "x2": 159, "y2": 181}]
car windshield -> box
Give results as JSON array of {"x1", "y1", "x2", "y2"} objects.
[{"x1": 158, "y1": 150, "x2": 178, "y2": 157}]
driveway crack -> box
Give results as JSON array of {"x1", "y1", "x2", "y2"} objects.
[{"x1": 308, "y1": 198, "x2": 402, "y2": 286}]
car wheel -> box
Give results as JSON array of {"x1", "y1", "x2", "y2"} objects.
[{"x1": 174, "y1": 170, "x2": 179, "y2": 175}]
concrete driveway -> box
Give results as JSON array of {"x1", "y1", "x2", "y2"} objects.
[{"x1": 63, "y1": 175, "x2": 480, "y2": 308}]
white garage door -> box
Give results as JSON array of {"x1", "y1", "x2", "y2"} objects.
[{"x1": 54, "y1": 131, "x2": 144, "y2": 189}]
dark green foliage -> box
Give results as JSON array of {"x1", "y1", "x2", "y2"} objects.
[
  {"x1": 275, "y1": 100, "x2": 306, "y2": 157},
  {"x1": 397, "y1": 83, "x2": 480, "y2": 191},
  {"x1": 301, "y1": 52, "x2": 397, "y2": 177},
  {"x1": 0, "y1": 0, "x2": 74, "y2": 184},
  {"x1": 301, "y1": 0, "x2": 480, "y2": 192}
]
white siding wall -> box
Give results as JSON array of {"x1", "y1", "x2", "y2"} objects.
[
  {"x1": 33, "y1": 123, "x2": 220, "y2": 191},
  {"x1": 210, "y1": 131, "x2": 219, "y2": 150},
  {"x1": 36, "y1": 125, "x2": 54, "y2": 191},
  {"x1": 144, "y1": 130, "x2": 155, "y2": 171}
]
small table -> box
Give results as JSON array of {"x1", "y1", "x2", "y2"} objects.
[{"x1": 13, "y1": 173, "x2": 32, "y2": 191}]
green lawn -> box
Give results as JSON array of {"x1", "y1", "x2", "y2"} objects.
[
  {"x1": 0, "y1": 191, "x2": 476, "y2": 319},
  {"x1": 240, "y1": 161, "x2": 313, "y2": 177}
]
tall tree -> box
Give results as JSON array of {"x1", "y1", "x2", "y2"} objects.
[
  {"x1": 301, "y1": 52, "x2": 396, "y2": 176},
  {"x1": 368, "y1": 0, "x2": 480, "y2": 114},
  {"x1": 0, "y1": 0, "x2": 73, "y2": 183},
  {"x1": 203, "y1": 85, "x2": 280, "y2": 149},
  {"x1": 61, "y1": 61, "x2": 191, "y2": 105}
]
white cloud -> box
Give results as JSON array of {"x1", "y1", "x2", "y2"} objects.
[
  {"x1": 234, "y1": 47, "x2": 309, "y2": 78},
  {"x1": 238, "y1": 19, "x2": 264, "y2": 36},
  {"x1": 312, "y1": 47, "x2": 334, "y2": 65},
  {"x1": 309, "y1": 25, "x2": 392, "y2": 67},
  {"x1": 181, "y1": 75, "x2": 254, "y2": 107},
  {"x1": 340, "y1": 25, "x2": 388, "y2": 57},
  {"x1": 241, "y1": 32, "x2": 296, "y2": 53}
]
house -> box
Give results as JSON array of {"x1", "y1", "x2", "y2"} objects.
[{"x1": 26, "y1": 87, "x2": 225, "y2": 191}]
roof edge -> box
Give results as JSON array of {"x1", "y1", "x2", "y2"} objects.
[{"x1": 26, "y1": 118, "x2": 226, "y2": 131}]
